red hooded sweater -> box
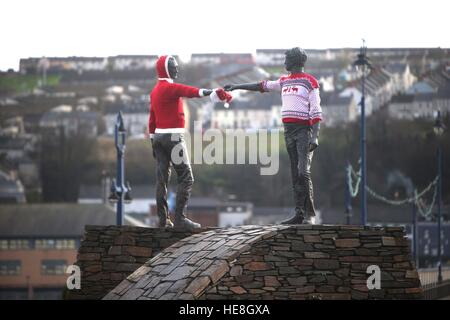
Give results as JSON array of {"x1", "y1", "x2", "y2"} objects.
[{"x1": 148, "y1": 55, "x2": 204, "y2": 135}]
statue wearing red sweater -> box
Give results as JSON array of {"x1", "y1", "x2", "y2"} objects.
[{"x1": 149, "y1": 55, "x2": 232, "y2": 230}]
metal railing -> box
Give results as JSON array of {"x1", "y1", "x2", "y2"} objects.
[
  {"x1": 419, "y1": 267, "x2": 450, "y2": 287},
  {"x1": 419, "y1": 267, "x2": 450, "y2": 299}
]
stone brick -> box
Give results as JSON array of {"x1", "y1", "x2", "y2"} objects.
[
  {"x1": 291, "y1": 259, "x2": 314, "y2": 266},
  {"x1": 162, "y1": 265, "x2": 194, "y2": 281},
  {"x1": 304, "y1": 252, "x2": 329, "y2": 259},
  {"x1": 229, "y1": 265, "x2": 243, "y2": 277},
  {"x1": 314, "y1": 259, "x2": 340, "y2": 270},
  {"x1": 124, "y1": 246, "x2": 152, "y2": 257},
  {"x1": 78, "y1": 253, "x2": 100, "y2": 261},
  {"x1": 317, "y1": 285, "x2": 336, "y2": 293},
  {"x1": 279, "y1": 267, "x2": 300, "y2": 275},
  {"x1": 393, "y1": 262, "x2": 410, "y2": 269},
  {"x1": 262, "y1": 286, "x2": 276, "y2": 291},
  {"x1": 147, "y1": 281, "x2": 173, "y2": 299},
  {"x1": 116, "y1": 263, "x2": 141, "y2": 272},
  {"x1": 111, "y1": 273, "x2": 124, "y2": 281},
  {"x1": 296, "y1": 286, "x2": 315, "y2": 294},
  {"x1": 335, "y1": 239, "x2": 361, "y2": 248},
  {"x1": 85, "y1": 264, "x2": 102, "y2": 273},
  {"x1": 291, "y1": 241, "x2": 314, "y2": 251},
  {"x1": 202, "y1": 260, "x2": 230, "y2": 284},
  {"x1": 121, "y1": 288, "x2": 144, "y2": 300},
  {"x1": 319, "y1": 293, "x2": 351, "y2": 300},
  {"x1": 230, "y1": 286, "x2": 247, "y2": 294},
  {"x1": 405, "y1": 270, "x2": 419, "y2": 279},
  {"x1": 242, "y1": 281, "x2": 264, "y2": 289},
  {"x1": 185, "y1": 276, "x2": 211, "y2": 296},
  {"x1": 287, "y1": 277, "x2": 307, "y2": 286},
  {"x1": 308, "y1": 275, "x2": 326, "y2": 283},
  {"x1": 264, "y1": 255, "x2": 287, "y2": 262},
  {"x1": 235, "y1": 274, "x2": 254, "y2": 283},
  {"x1": 264, "y1": 276, "x2": 281, "y2": 287},
  {"x1": 114, "y1": 235, "x2": 135, "y2": 245},
  {"x1": 108, "y1": 246, "x2": 122, "y2": 255},
  {"x1": 335, "y1": 268, "x2": 350, "y2": 278},
  {"x1": 114, "y1": 255, "x2": 137, "y2": 263},
  {"x1": 381, "y1": 236, "x2": 396, "y2": 246},
  {"x1": 405, "y1": 287, "x2": 422, "y2": 294},
  {"x1": 244, "y1": 261, "x2": 273, "y2": 271},
  {"x1": 304, "y1": 235, "x2": 322, "y2": 243}
]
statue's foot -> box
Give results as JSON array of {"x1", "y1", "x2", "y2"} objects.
[
  {"x1": 159, "y1": 218, "x2": 174, "y2": 228},
  {"x1": 174, "y1": 216, "x2": 201, "y2": 230},
  {"x1": 280, "y1": 211, "x2": 305, "y2": 225}
]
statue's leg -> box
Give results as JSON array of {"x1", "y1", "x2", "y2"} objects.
[
  {"x1": 169, "y1": 133, "x2": 200, "y2": 230},
  {"x1": 295, "y1": 127, "x2": 314, "y2": 217},
  {"x1": 154, "y1": 134, "x2": 172, "y2": 227},
  {"x1": 304, "y1": 149, "x2": 316, "y2": 217},
  {"x1": 285, "y1": 127, "x2": 303, "y2": 215},
  {"x1": 280, "y1": 125, "x2": 306, "y2": 224}
]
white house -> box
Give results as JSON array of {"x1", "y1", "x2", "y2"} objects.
[
  {"x1": 385, "y1": 63, "x2": 417, "y2": 93},
  {"x1": 109, "y1": 55, "x2": 158, "y2": 71},
  {"x1": 321, "y1": 93, "x2": 359, "y2": 127},
  {"x1": 388, "y1": 87, "x2": 450, "y2": 120}
]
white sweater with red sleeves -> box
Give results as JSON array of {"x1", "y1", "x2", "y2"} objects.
[{"x1": 259, "y1": 72, "x2": 322, "y2": 125}]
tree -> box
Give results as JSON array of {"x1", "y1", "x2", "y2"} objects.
[{"x1": 39, "y1": 126, "x2": 95, "y2": 202}]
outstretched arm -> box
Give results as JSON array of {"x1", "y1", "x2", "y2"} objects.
[{"x1": 224, "y1": 83, "x2": 262, "y2": 92}]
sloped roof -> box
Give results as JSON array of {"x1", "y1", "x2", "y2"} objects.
[
  {"x1": 384, "y1": 63, "x2": 408, "y2": 74},
  {"x1": 321, "y1": 92, "x2": 353, "y2": 107},
  {"x1": 214, "y1": 91, "x2": 281, "y2": 111},
  {"x1": 0, "y1": 203, "x2": 115, "y2": 237}
]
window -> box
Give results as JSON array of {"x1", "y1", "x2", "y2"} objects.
[
  {"x1": 55, "y1": 239, "x2": 76, "y2": 250},
  {"x1": 41, "y1": 260, "x2": 67, "y2": 275},
  {"x1": 0, "y1": 260, "x2": 21, "y2": 276},
  {"x1": 0, "y1": 239, "x2": 31, "y2": 250},
  {"x1": 35, "y1": 239, "x2": 76, "y2": 250},
  {"x1": 35, "y1": 239, "x2": 55, "y2": 249}
]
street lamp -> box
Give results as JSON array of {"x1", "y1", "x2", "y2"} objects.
[
  {"x1": 353, "y1": 40, "x2": 372, "y2": 226},
  {"x1": 433, "y1": 110, "x2": 446, "y2": 282},
  {"x1": 108, "y1": 111, "x2": 132, "y2": 225},
  {"x1": 345, "y1": 162, "x2": 353, "y2": 225}
]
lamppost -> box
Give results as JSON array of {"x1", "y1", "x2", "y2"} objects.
[
  {"x1": 412, "y1": 200, "x2": 419, "y2": 268},
  {"x1": 108, "y1": 111, "x2": 132, "y2": 225},
  {"x1": 433, "y1": 110, "x2": 446, "y2": 282},
  {"x1": 353, "y1": 40, "x2": 372, "y2": 226},
  {"x1": 345, "y1": 162, "x2": 353, "y2": 225}
]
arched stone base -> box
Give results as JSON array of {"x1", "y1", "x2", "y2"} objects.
[{"x1": 103, "y1": 225, "x2": 422, "y2": 300}]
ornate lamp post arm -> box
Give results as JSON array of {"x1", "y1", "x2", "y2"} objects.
[{"x1": 109, "y1": 111, "x2": 132, "y2": 225}]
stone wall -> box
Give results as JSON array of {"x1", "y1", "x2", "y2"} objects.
[
  {"x1": 65, "y1": 225, "x2": 213, "y2": 300},
  {"x1": 104, "y1": 225, "x2": 423, "y2": 300}
]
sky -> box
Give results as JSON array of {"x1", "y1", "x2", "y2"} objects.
[{"x1": 1, "y1": 0, "x2": 449, "y2": 71}]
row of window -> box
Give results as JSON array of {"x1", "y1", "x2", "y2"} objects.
[
  {"x1": 0, "y1": 239, "x2": 78, "y2": 250},
  {"x1": 0, "y1": 260, "x2": 68, "y2": 276}
]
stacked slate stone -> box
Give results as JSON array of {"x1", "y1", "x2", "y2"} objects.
[
  {"x1": 103, "y1": 225, "x2": 423, "y2": 300},
  {"x1": 65, "y1": 225, "x2": 212, "y2": 300}
]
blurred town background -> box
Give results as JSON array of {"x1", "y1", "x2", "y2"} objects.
[{"x1": 1, "y1": 48, "x2": 449, "y2": 298}]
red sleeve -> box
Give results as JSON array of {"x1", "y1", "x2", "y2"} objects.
[
  {"x1": 169, "y1": 83, "x2": 201, "y2": 98},
  {"x1": 148, "y1": 101, "x2": 156, "y2": 134}
]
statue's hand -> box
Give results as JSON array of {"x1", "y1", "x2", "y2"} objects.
[
  {"x1": 223, "y1": 84, "x2": 235, "y2": 91},
  {"x1": 309, "y1": 139, "x2": 318, "y2": 152},
  {"x1": 309, "y1": 122, "x2": 320, "y2": 152}
]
